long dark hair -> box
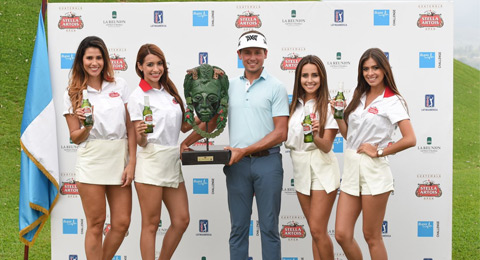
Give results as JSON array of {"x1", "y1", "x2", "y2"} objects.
[
  {"x1": 344, "y1": 48, "x2": 406, "y2": 122},
  {"x1": 136, "y1": 44, "x2": 185, "y2": 115},
  {"x1": 67, "y1": 36, "x2": 114, "y2": 111},
  {"x1": 289, "y1": 55, "x2": 329, "y2": 137}
]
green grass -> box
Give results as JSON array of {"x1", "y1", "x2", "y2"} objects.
[
  {"x1": 452, "y1": 59, "x2": 480, "y2": 259},
  {"x1": 1, "y1": 0, "x2": 479, "y2": 259}
]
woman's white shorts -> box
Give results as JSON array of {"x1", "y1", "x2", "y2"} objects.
[
  {"x1": 75, "y1": 139, "x2": 127, "y2": 185},
  {"x1": 134, "y1": 143, "x2": 183, "y2": 188},
  {"x1": 341, "y1": 149, "x2": 394, "y2": 196},
  {"x1": 290, "y1": 149, "x2": 340, "y2": 195}
]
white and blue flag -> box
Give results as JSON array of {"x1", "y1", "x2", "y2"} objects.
[{"x1": 19, "y1": 9, "x2": 59, "y2": 246}]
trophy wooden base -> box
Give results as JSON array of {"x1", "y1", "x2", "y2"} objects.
[{"x1": 182, "y1": 147, "x2": 231, "y2": 165}]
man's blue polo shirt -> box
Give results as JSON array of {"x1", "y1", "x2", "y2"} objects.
[{"x1": 228, "y1": 68, "x2": 289, "y2": 148}]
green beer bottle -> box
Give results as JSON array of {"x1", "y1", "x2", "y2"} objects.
[
  {"x1": 334, "y1": 82, "x2": 346, "y2": 120},
  {"x1": 81, "y1": 89, "x2": 93, "y2": 127},
  {"x1": 303, "y1": 106, "x2": 313, "y2": 143},
  {"x1": 143, "y1": 96, "x2": 154, "y2": 133}
]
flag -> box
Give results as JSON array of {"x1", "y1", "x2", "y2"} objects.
[{"x1": 19, "y1": 8, "x2": 59, "y2": 246}]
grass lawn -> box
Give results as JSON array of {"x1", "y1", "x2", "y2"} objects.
[{"x1": 0, "y1": 0, "x2": 479, "y2": 259}]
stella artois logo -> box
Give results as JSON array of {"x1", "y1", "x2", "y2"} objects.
[
  {"x1": 280, "y1": 53, "x2": 302, "y2": 71},
  {"x1": 417, "y1": 10, "x2": 444, "y2": 28},
  {"x1": 60, "y1": 179, "x2": 79, "y2": 195},
  {"x1": 58, "y1": 12, "x2": 84, "y2": 29},
  {"x1": 280, "y1": 221, "x2": 306, "y2": 238},
  {"x1": 415, "y1": 180, "x2": 442, "y2": 197},
  {"x1": 235, "y1": 11, "x2": 262, "y2": 28},
  {"x1": 368, "y1": 106, "x2": 379, "y2": 114},
  {"x1": 110, "y1": 54, "x2": 128, "y2": 71}
]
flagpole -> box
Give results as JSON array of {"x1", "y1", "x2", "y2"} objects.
[
  {"x1": 42, "y1": 0, "x2": 47, "y2": 21},
  {"x1": 24, "y1": 244, "x2": 29, "y2": 260}
]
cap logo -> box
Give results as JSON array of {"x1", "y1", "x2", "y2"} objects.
[{"x1": 246, "y1": 35, "x2": 258, "y2": 41}]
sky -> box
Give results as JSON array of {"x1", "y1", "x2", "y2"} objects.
[{"x1": 454, "y1": 0, "x2": 480, "y2": 69}]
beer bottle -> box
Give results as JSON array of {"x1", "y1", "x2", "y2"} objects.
[
  {"x1": 143, "y1": 96, "x2": 154, "y2": 133},
  {"x1": 81, "y1": 89, "x2": 93, "y2": 127},
  {"x1": 334, "y1": 82, "x2": 346, "y2": 119},
  {"x1": 303, "y1": 106, "x2": 313, "y2": 143}
]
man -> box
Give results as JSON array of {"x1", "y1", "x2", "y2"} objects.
[
  {"x1": 181, "y1": 30, "x2": 289, "y2": 260},
  {"x1": 224, "y1": 30, "x2": 289, "y2": 260}
]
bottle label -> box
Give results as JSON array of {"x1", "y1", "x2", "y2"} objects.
[
  {"x1": 303, "y1": 123, "x2": 312, "y2": 134},
  {"x1": 334, "y1": 100, "x2": 345, "y2": 111},
  {"x1": 83, "y1": 107, "x2": 92, "y2": 116},
  {"x1": 144, "y1": 114, "x2": 153, "y2": 125}
]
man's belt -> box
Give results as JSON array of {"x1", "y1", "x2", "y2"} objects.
[{"x1": 247, "y1": 147, "x2": 280, "y2": 158}]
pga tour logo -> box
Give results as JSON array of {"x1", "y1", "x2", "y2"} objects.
[
  {"x1": 334, "y1": 10, "x2": 344, "y2": 23},
  {"x1": 154, "y1": 10, "x2": 164, "y2": 24},
  {"x1": 197, "y1": 219, "x2": 212, "y2": 236},
  {"x1": 199, "y1": 219, "x2": 209, "y2": 232},
  {"x1": 332, "y1": 10, "x2": 347, "y2": 26},
  {"x1": 199, "y1": 52, "x2": 208, "y2": 65},
  {"x1": 422, "y1": 94, "x2": 438, "y2": 112}
]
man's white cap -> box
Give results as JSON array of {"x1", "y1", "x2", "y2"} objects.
[{"x1": 237, "y1": 32, "x2": 268, "y2": 51}]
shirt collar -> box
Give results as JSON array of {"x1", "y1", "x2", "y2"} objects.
[
  {"x1": 360, "y1": 86, "x2": 395, "y2": 104},
  {"x1": 240, "y1": 67, "x2": 267, "y2": 82},
  {"x1": 139, "y1": 79, "x2": 152, "y2": 92},
  {"x1": 383, "y1": 87, "x2": 395, "y2": 98}
]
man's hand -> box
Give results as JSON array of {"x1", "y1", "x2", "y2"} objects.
[{"x1": 224, "y1": 146, "x2": 246, "y2": 166}]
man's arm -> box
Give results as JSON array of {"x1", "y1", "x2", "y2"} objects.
[{"x1": 224, "y1": 116, "x2": 288, "y2": 165}]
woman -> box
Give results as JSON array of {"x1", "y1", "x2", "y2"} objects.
[
  {"x1": 285, "y1": 55, "x2": 340, "y2": 260},
  {"x1": 63, "y1": 36, "x2": 136, "y2": 260},
  {"x1": 333, "y1": 48, "x2": 416, "y2": 260},
  {"x1": 127, "y1": 44, "x2": 192, "y2": 260}
]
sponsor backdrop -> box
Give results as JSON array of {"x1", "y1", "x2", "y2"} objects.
[{"x1": 48, "y1": 1, "x2": 452, "y2": 260}]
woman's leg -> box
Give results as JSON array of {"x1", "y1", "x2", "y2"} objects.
[
  {"x1": 309, "y1": 190, "x2": 337, "y2": 260},
  {"x1": 361, "y1": 192, "x2": 390, "y2": 260},
  {"x1": 296, "y1": 192, "x2": 321, "y2": 260},
  {"x1": 160, "y1": 182, "x2": 190, "y2": 260},
  {"x1": 76, "y1": 183, "x2": 107, "y2": 260},
  {"x1": 135, "y1": 182, "x2": 163, "y2": 260},
  {"x1": 103, "y1": 184, "x2": 132, "y2": 260},
  {"x1": 335, "y1": 191, "x2": 363, "y2": 260}
]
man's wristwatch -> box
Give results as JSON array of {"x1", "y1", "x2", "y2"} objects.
[{"x1": 377, "y1": 149, "x2": 384, "y2": 157}]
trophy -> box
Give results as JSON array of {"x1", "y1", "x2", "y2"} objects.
[{"x1": 181, "y1": 64, "x2": 231, "y2": 165}]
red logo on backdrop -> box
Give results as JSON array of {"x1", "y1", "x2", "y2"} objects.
[
  {"x1": 110, "y1": 54, "x2": 128, "y2": 71},
  {"x1": 417, "y1": 10, "x2": 444, "y2": 28},
  {"x1": 104, "y1": 223, "x2": 129, "y2": 237},
  {"x1": 58, "y1": 12, "x2": 84, "y2": 29},
  {"x1": 368, "y1": 106, "x2": 379, "y2": 114},
  {"x1": 60, "y1": 179, "x2": 79, "y2": 195},
  {"x1": 235, "y1": 11, "x2": 262, "y2": 28},
  {"x1": 280, "y1": 53, "x2": 302, "y2": 71},
  {"x1": 109, "y1": 91, "x2": 120, "y2": 98},
  {"x1": 415, "y1": 180, "x2": 442, "y2": 197},
  {"x1": 193, "y1": 139, "x2": 214, "y2": 147},
  {"x1": 280, "y1": 221, "x2": 306, "y2": 238}
]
